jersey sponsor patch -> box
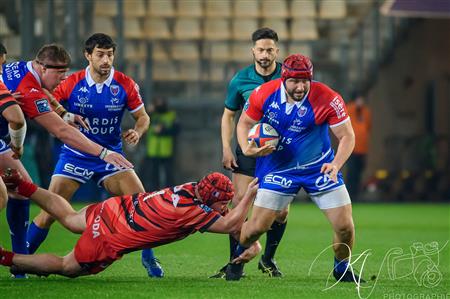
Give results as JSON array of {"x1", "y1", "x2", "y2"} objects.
[
  {"x1": 330, "y1": 97, "x2": 346, "y2": 119},
  {"x1": 34, "y1": 98, "x2": 51, "y2": 113},
  {"x1": 199, "y1": 204, "x2": 212, "y2": 213}
]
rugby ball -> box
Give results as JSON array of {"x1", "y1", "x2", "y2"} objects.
[{"x1": 247, "y1": 123, "x2": 279, "y2": 148}]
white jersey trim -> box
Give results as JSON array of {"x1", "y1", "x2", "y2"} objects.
[
  {"x1": 329, "y1": 117, "x2": 350, "y2": 128},
  {"x1": 51, "y1": 174, "x2": 86, "y2": 184},
  {"x1": 63, "y1": 144, "x2": 87, "y2": 157},
  {"x1": 129, "y1": 103, "x2": 144, "y2": 113}
]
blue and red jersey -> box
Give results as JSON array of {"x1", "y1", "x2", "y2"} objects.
[
  {"x1": 1, "y1": 61, "x2": 52, "y2": 119},
  {"x1": 244, "y1": 78, "x2": 349, "y2": 175},
  {"x1": 53, "y1": 67, "x2": 144, "y2": 154}
]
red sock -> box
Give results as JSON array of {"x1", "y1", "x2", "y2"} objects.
[
  {"x1": 0, "y1": 248, "x2": 14, "y2": 266},
  {"x1": 17, "y1": 181, "x2": 38, "y2": 198}
]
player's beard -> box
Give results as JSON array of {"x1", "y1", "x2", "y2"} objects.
[
  {"x1": 254, "y1": 54, "x2": 274, "y2": 70},
  {"x1": 94, "y1": 64, "x2": 112, "y2": 77},
  {"x1": 286, "y1": 87, "x2": 308, "y2": 102}
]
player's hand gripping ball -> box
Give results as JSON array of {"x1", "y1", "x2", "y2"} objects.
[{"x1": 247, "y1": 123, "x2": 279, "y2": 148}]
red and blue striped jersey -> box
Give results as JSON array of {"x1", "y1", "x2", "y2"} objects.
[{"x1": 53, "y1": 67, "x2": 144, "y2": 154}]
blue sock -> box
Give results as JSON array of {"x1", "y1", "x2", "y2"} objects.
[
  {"x1": 142, "y1": 248, "x2": 156, "y2": 261},
  {"x1": 6, "y1": 198, "x2": 30, "y2": 254},
  {"x1": 232, "y1": 243, "x2": 248, "y2": 260},
  {"x1": 334, "y1": 257, "x2": 349, "y2": 274},
  {"x1": 27, "y1": 221, "x2": 49, "y2": 254}
]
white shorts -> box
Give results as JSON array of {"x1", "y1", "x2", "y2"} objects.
[{"x1": 254, "y1": 185, "x2": 351, "y2": 211}]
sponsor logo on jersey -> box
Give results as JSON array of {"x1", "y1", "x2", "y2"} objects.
[
  {"x1": 134, "y1": 83, "x2": 143, "y2": 101},
  {"x1": 63, "y1": 163, "x2": 94, "y2": 179},
  {"x1": 4, "y1": 62, "x2": 21, "y2": 81},
  {"x1": 315, "y1": 174, "x2": 338, "y2": 191},
  {"x1": 330, "y1": 96, "x2": 346, "y2": 119},
  {"x1": 29, "y1": 88, "x2": 39, "y2": 93},
  {"x1": 270, "y1": 101, "x2": 280, "y2": 110},
  {"x1": 264, "y1": 174, "x2": 292, "y2": 188},
  {"x1": 243, "y1": 100, "x2": 250, "y2": 111},
  {"x1": 78, "y1": 86, "x2": 88, "y2": 93},
  {"x1": 288, "y1": 118, "x2": 306, "y2": 133},
  {"x1": 266, "y1": 111, "x2": 280, "y2": 125},
  {"x1": 199, "y1": 204, "x2": 212, "y2": 213},
  {"x1": 110, "y1": 84, "x2": 120, "y2": 96},
  {"x1": 77, "y1": 95, "x2": 89, "y2": 104},
  {"x1": 298, "y1": 105, "x2": 308, "y2": 117},
  {"x1": 111, "y1": 97, "x2": 119, "y2": 104},
  {"x1": 35, "y1": 99, "x2": 51, "y2": 113}
]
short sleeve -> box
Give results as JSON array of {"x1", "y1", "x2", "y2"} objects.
[
  {"x1": 224, "y1": 76, "x2": 244, "y2": 111},
  {"x1": 327, "y1": 95, "x2": 349, "y2": 127},
  {"x1": 243, "y1": 85, "x2": 265, "y2": 121}
]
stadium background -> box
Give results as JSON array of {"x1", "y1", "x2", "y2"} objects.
[
  {"x1": 0, "y1": 1, "x2": 449, "y2": 298},
  {"x1": 1, "y1": 0, "x2": 448, "y2": 202}
]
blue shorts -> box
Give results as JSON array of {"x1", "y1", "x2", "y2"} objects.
[
  {"x1": 0, "y1": 138, "x2": 11, "y2": 154},
  {"x1": 257, "y1": 155, "x2": 345, "y2": 196},
  {"x1": 53, "y1": 147, "x2": 125, "y2": 186}
]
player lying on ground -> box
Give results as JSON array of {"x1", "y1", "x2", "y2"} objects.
[{"x1": 0, "y1": 169, "x2": 260, "y2": 277}]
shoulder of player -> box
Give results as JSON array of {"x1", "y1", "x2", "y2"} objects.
[
  {"x1": 113, "y1": 70, "x2": 135, "y2": 86},
  {"x1": 309, "y1": 81, "x2": 342, "y2": 104},
  {"x1": 252, "y1": 78, "x2": 282, "y2": 98},
  {"x1": 61, "y1": 70, "x2": 85, "y2": 86}
]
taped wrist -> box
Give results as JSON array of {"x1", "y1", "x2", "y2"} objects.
[
  {"x1": 98, "y1": 147, "x2": 111, "y2": 160},
  {"x1": 8, "y1": 122, "x2": 27, "y2": 148},
  {"x1": 62, "y1": 112, "x2": 75, "y2": 123}
]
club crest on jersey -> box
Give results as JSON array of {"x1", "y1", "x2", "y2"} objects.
[
  {"x1": 243, "y1": 100, "x2": 250, "y2": 111},
  {"x1": 35, "y1": 99, "x2": 51, "y2": 113},
  {"x1": 298, "y1": 106, "x2": 308, "y2": 117},
  {"x1": 110, "y1": 84, "x2": 120, "y2": 96}
]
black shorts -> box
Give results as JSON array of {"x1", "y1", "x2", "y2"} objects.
[{"x1": 232, "y1": 145, "x2": 256, "y2": 177}]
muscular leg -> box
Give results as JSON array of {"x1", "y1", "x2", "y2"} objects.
[
  {"x1": 9, "y1": 249, "x2": 84, "y2": 278},
  {"x1": 240, "y1": 206, "x2": 279, "y2": 247},
  {"x1": 28, "y1": 177, "x2": 80, "y2": 253}
]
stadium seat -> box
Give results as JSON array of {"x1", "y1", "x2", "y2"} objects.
[
  {"x1": 2, "y1": 35, "x2": 21, "y2": 58},
  {"x1": 232, "y1": 42, "x2": 252, "y2": 62},
  {"x1": 232, "y1": 19, "x2": 258, "y2": 41},
  {"x1": 174, "y1": 18, "x2": 202, "y2": 40},
  {"x1": 124, "y1": 41, "x2": 147, "y2": 62},
  {"x1": 207, "y1": 63, "x2": 227, "y2": 82},
  {"x1": 94, "y1": 0, "x2": 117, "y2": 16},
  {"x1": 205, "y1": 0, "x2": 232, "y2": 18},
  {"x1": 233, "y1": 0, "x2": 260, "y2": 18},
  {"x1": 171, "y1": 42, "x2": 200, "y2": 61},
  {"x1": 261, "y1": 19, "x2": 289, "y2": 40},
  {"x1": 0, "y1": 14, "x2": 11, "y2": 36},
  {"x1": 178, "y1": 61, "x2": 201, "y2": 81},
  {"x1": 176, "y1": 0, "x2": 203, "y2": 18},
  {"x1": 319, "y1": 0, "x2": 347, "y2": 19},
  {"x1": 124, "y1": 0, "x2": 146, "y2": 18},
  {"x1": 290, "y1": 19, "x2": 318, "y2": 40},
  {"x1": 288, "y1": 43, "x2": 313, "y2": 58},
  {"x1": 151, "y1": 42, "x2": 170, "y2": 61},
  {"x1": 124, "y1": 18, "x2": 144, "y2": 39},
  {"x1": 147, "y1": 0, "x2": 175, "y2": 17},
  {"x1": 204, "y1": 19, "x2": 231, "y2": 41},
  {"x1": 152, "y1": 61, "x2": 178, "y2": 81},
  {"x1": 261, "y1": 0, "x2": 288, "y2": 19},
  {"x1": 92, "y1": 16, "x2": 116, "y2": 37},
  {"x1": 290, "y1": 0, "x2": 317, "y2": 18},
  {"x1": 208, "y1": 42, "x2": 232, "y2": 62},
  {"x1": 144, "y1": 18, "x2": 171, "y2": 39}
]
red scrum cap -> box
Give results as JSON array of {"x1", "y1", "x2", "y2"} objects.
[
  {"x1": 197, "y1": 172, "x2": 234, "y2": 206},
  {"x1": 281, "y1": 54, "x2": 313, "y2": 81}
]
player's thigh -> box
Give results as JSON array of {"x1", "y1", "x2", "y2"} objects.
[
  {"x1": 62, "y1": 250, "x2": 85, "y2": 277},
  {"x1": 103, "y1": 170, "x2": 144, "y2": 195},
  {"x1": 49, "y1": 176, "x2": 80, "y2": 201},
  {"x1": 231, "y1": 173, "x2": 254, "y2": 206},
  {"x1": 313, "y1": 187, "x2": 354, "y2": 231},
  {"x1": 244, "y1": 205, "x2": 279, "y2": 234},
  {"x1": 0, "y1": 151, "x2": 32, "y2": 182}
]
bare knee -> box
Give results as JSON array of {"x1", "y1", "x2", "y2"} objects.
[
  {"x1": 275, "y1": 208, "x2": 289, "y2": 223},
  {"x1": 335, "y1": 222, "x2": 354, "y2": 242}
]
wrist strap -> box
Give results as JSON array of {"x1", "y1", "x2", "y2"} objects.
[
  {"x1": 8, "y1": 123, "x2": 27, "y2": 148},
  {"x1": 17, "y1": 180, "x2": 38, "y2": 198},
  {"x1": 99, "y1": 147, "x2": 108, "y2": 160}
]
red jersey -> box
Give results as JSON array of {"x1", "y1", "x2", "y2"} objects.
[{"x1": 0, "y1": 81, "x2": 18, "y2": 138}]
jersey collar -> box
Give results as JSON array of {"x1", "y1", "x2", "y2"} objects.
[
  {"x1": 85, "y1": 66, "x2": 115, "y2": 87},
  {"x1": 27, "y1": 61, "x2": 42, "y2": 86}
]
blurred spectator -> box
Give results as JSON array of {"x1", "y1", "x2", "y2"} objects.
[
  {"x1": 346, "y1": 93, "x2": 372, "y2": 200},
  {"x1": 142, "y1": 97, "x2": 178, "y2": 191}
]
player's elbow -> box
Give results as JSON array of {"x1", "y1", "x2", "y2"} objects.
[{"x1": 52, "y1": 125, "x2": 73, "y2": 141}]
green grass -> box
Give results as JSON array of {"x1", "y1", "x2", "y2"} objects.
[{"x1": 0, "y1": 203, "x2": 449, "y2": 299}]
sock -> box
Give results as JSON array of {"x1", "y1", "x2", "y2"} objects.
[
  {"x1": 334, "y1": 257, "x2": 349, "y2": 274},
  {"x1": 6, "y1": 198, "x2": 30, "y2": 255},
  {"x1": 27, "y1": 221, "x2": 49, "y2": 254},
  {"x1": 142, "y1": 248, "x2": 156, "y2": 261},
  {"x1": 263, "y1": 220, "x2": 287, "y2": 261},
  {"x1": 231, "y1": 243, "x2": 248, "y2": 262},
  {"x1": 228, "y1": 235, "x2": 239, "y2": 261},
  {"x1": 0, "y1": 248, "x2": 15, "y2": 266}
]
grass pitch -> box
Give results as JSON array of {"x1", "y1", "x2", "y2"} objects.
[{"x1": 0, "y1": 202, "x2": 449, "y2": 299}]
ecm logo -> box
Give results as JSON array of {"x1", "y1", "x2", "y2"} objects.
[
  {"x1": 264, "y1": 174, "x2": 292, "y2": 188},
  {"x1": 63, "y1": 163, "x2": 94, "y2": 179},
  {"x1": 315, "y1": 174, "x2": 337, "y2": 191}
]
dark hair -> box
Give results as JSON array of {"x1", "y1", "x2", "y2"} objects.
[
  {"x1": 0, "y1": 42, "x2": 7, "y2": 55},
  {"x1": 252, "y1": 27, "x2": 279, "y2": 43},
  {"x1": 84, "y1": 33, "x2": 116, "y2": 54},
  {"x1": 36, "y1": 44, "x2": 71, "y2": 65}
]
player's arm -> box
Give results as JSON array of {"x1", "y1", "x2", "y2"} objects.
[
  {"x1": 206, "y1": 178, "x2": 258, "y2": 234},
  {"x1": 0, "y1": 177, "x2": 7, "y2": 211},
  {"x1": 33, "y1": 112, "x2": 133, "y2": 169},
  {"x1": 2, "y1": 104, "x2": 26, "y2": 159},
  {"x1": 237, "y1": 112, "x2": 275, "y2": 157},
  {"x1": 322, "y1": 120, "x2": 355, "y2": 182},
  {"x1": 122, "y1": 106, "x2": 150, "y2": 146},
  {"x1": 221, "y1": 108, "x2": 238, "y2": 170}
]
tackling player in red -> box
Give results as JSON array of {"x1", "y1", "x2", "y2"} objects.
[{"x1": 0, "y1": 170, "x2": 259, "y2": 277}]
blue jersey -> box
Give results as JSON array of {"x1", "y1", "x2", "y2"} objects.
[
  {"x1": 53, "y1": 67, "x2": 144, "y2": 155},
  {"x1": 244, "y1": 79, "x2": 350, "y2": 178}
]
